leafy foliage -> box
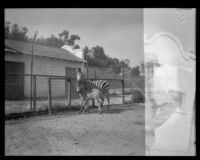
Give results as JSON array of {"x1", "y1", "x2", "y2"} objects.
[
  {"x1": 5, "y1": 22, "x2": 80, "y2": 49},
  {"x1": 84, "y1": 46, "x2": 131, "y2": 74},
  {"x1": 6, "y1": 23, "x2": 29, "y2": 42},
  {"x1": 5, "y1": 22, "x2": 145, "y2": 76},
  {"x1": 131, "y1": 89, "x2": 145, "y2": 103}
]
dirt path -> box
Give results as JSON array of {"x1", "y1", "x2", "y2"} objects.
[{"x1": 5, "y1": 104, "x2": 145, "y2": 156}]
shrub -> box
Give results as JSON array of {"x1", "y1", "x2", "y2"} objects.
[
  {"x1": 124, "y1": 90, "x2": 132, "y2": 95},
  {"x1": 131, "y1": 89, "x2": 145, "y2": 103}
]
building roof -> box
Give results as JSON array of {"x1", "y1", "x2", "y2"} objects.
[{"x1": 5, "y1": 39, "x2": 86, "y2": 63}]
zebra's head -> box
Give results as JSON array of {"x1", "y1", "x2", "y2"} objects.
[
  {"x1": 76, "y1": 68, "x2": 87, "y2": 94},
  {"x1": 76, "y1": 80, "x2": 81, "y2": 94},
  {"x1": 76, "y1": 80, "x2": 87, "y2": 94},
  {"x1": 76, "y1": 68, "x2": 87, "y2": 82}
]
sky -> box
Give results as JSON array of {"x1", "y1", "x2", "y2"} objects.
[
  {"x1": 144, "y1": 8, "x2": 196, "y2": 52},
  {"x1": 5, "y1": 8, "x2": 143, "y2": 67},
  {"x1": 5, "y1": 8, "x2": 196, "y2": 67}
]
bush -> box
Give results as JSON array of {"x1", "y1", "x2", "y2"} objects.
[
  {"x1": 124, "y1": 90, "x2": 132, "y2": 95},
  {"x1": 131, "y1": 89, "x2": 145, "y2": 103}
]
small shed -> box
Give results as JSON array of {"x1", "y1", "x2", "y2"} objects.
[{"x1": 5, "y1": 39, "x2": 86, "y2": 100}]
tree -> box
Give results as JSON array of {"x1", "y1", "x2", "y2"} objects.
[
  {"x1": 21, "y1": 27, "x2": 29, "y2": 42},
  {"x1": 130, "y1": 66, "x2": 140, "y2": 77},
  {"x1": 124, "y1": 59, "x2": 130, "y2": 66},
  {"x1": 67, "y1": 34, "x2": 80, "y2": 46},
  {"x1": 58, "y1": 30, "x2": 80, "y2": 47},
  {"x1": 92, "y1": 46, "x2": 106, "y2": 60},
  {"x1": 36, "y1": 36, "x2": 47, "y2": 45},
  {"x1": 83, "y1": 46, "x2": 89, "y2": 60},
  {"x1": 10, "y1": 23, "x2": 20, "y2": 40},
  {"x1": 45, "y1": 34, "x2": 61, "y2": 48},
  {"x1": 88, "y1": 46, "x2": 107, "y2": 67},
  {"x1": 33, "y1": 30, "x2": 38, "y2": 43},
  {"x1": 5, "y1": 21, "x2": 10, "y2": 39},
  {"x1": 9, "y1": 23, "x2": 29, "y2": 42},
  {"x1": 139, "y1": 60, "x2": 145, "y2": 75},
  {"x1": 58, "y1": 30, "x2": 69, "y2": 43},
  {"x1": 73, "y1": 44, "x2": 80, "y2": 49}
]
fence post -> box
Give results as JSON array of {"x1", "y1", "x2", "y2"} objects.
[
  {"x1": 30, "y1": 45, "x2": 34, "y2": 112},
  {"x1": 68, "y1": 79, "x2": 71, "y2": 106},
  {"x1": 122, "y1": 61, "x2": 125, "y2": 104},
  {"x1": 33, "y1": 75, "x2": 36, "y2": 112},
  {"x1": 122, "y1": 80, "x2": 125, "y2": 104},
  {"x1": 48, "y1": 78, "x2": 52, "y2": 115},
  {"x1": 92, "y1": 70, "x2": 96, "y2": 108}
]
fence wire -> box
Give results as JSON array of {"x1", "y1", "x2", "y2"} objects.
[{"x1": 5, "y1": 74, "x2": 145, "y2": 115}]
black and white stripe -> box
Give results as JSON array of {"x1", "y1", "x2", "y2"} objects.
[
  {"x1": 76, "y1": 69, "x2": 110, "y2": 113},
  {"x1": 78, "y1": 87, "x2": 104, "y2": 113},
  {"x1": 77, "y1": 79, "x2": 110, "y2": 108}
]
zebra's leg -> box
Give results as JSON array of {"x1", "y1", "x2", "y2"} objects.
[
  {"x1": 86, "y1": 101, "x2": 90, "y2": 113},
  {"x1": 79, "y1": 97, "x2": 84, "y2": 114},
  {"x1": 87, "y1": 99, "x2": 90, "y2": 113},
  {"x1": 85, "y1": 100, "x2": 90, "y2": 113},
  {"x1": 83, "y1": 99, "x2": 87, "y2": 113},
  {"x1": 107, "y1": 93, "x2": 110, "y2": 110},
  {"x1": 97, "y1": 97, "x2": 102, "y2": 114},
  {"x1": 101, "y1": 97, "x2": 104, "y2": 107}
]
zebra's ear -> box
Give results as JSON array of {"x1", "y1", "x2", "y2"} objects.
[{"x1": 76, "y1": 68, "x2": 84, "y2": 81}]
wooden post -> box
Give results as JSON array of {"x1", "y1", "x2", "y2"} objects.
[
  {"x1": 122, "y1": 61, "x2": 125, "y2": 104},
  {"x1": 122, "y1": 80, "x2": 125, "y2": 105},
  {"x1": 30, "y1": 45, "x2": 34, "y2": 111},
  {"x1": 68, "y1": 79, "x2": 71, "y2": 106},
  {"x1": 65, "y1": 78, "x2": 67, "y2": 98},
  {"x1": 48, "y1": 78, "x2": 52, "y2": 115},
  {"x1": 92, "y1": 70, "x2": 96, "y2": 108},
  {"x1": 87, "y1": 63, "x2": 88, "y2": 78},
  {"x1": 33, "y1": 75, "x2": 36, "y2": 111},
  {"x1": 86, "y1": 55, "x2": 88, "y2": 78}
]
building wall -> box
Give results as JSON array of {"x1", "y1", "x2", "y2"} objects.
[{"x1": 5, "y1": 53, "x2": 84, "y2": 98}]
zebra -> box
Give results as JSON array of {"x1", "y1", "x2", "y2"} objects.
[
  {"x1": 77, "y1": 86, "x2": 104, "y2": 114},
  {"x1": 76, "y1": 68, "x2": 110, "y2": 113}
]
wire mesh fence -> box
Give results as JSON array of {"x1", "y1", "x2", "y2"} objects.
[{"x1": 5, "y1": 73, "x2": 140, "y2": 116}]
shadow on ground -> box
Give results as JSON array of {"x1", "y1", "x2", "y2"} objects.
[{"x1": 5, "y1": 104, "x2": 139, "y2": 121}]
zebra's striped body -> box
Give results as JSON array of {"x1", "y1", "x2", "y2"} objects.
[
  {"x1": 83, "y1": 80, "x2": 109, "y2": 100},
  {"x1": 78, "y1": 88, "x2": 104, "y2": 113},
  {"x1": 76, "y1": 69, "x2": 110, "y2": 113}
]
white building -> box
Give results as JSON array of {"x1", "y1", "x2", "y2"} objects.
[{"x1": 5, "y1": 39, "x2": 86, "y2": 100}]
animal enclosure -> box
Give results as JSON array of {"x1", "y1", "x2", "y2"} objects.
[{"x1": 5, "y1": 73, "x2": 135, "y2": 116}]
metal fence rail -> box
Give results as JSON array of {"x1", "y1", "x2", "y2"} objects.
[{"x1": 5, "y1": 73, "x2": 126, "y2": 115}]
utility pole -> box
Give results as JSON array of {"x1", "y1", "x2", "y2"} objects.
[
  {"x1": 86, "y1": 55, "x2": 88, "y2": 78},
  {"x1": 30, "y1": 45, "x2": 34, "y2": 111},
  {"x1": 84, "y1": 49, "x2": 88, "y2": 78},
  {"x1": 122, "y1": 61, "x2": 125, "y2": 104}
]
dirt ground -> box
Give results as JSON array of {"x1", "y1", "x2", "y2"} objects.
[
  {"x1": 5, "y1": 95, "x2": 132, "y2": 115},
  {"x1": 5, "y1": 104, "x2": 145, "y2": 156}
]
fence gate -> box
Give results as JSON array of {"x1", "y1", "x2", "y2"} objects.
[{"x1": 5, "y1": 61, "x2": 24, "y2": 100}]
